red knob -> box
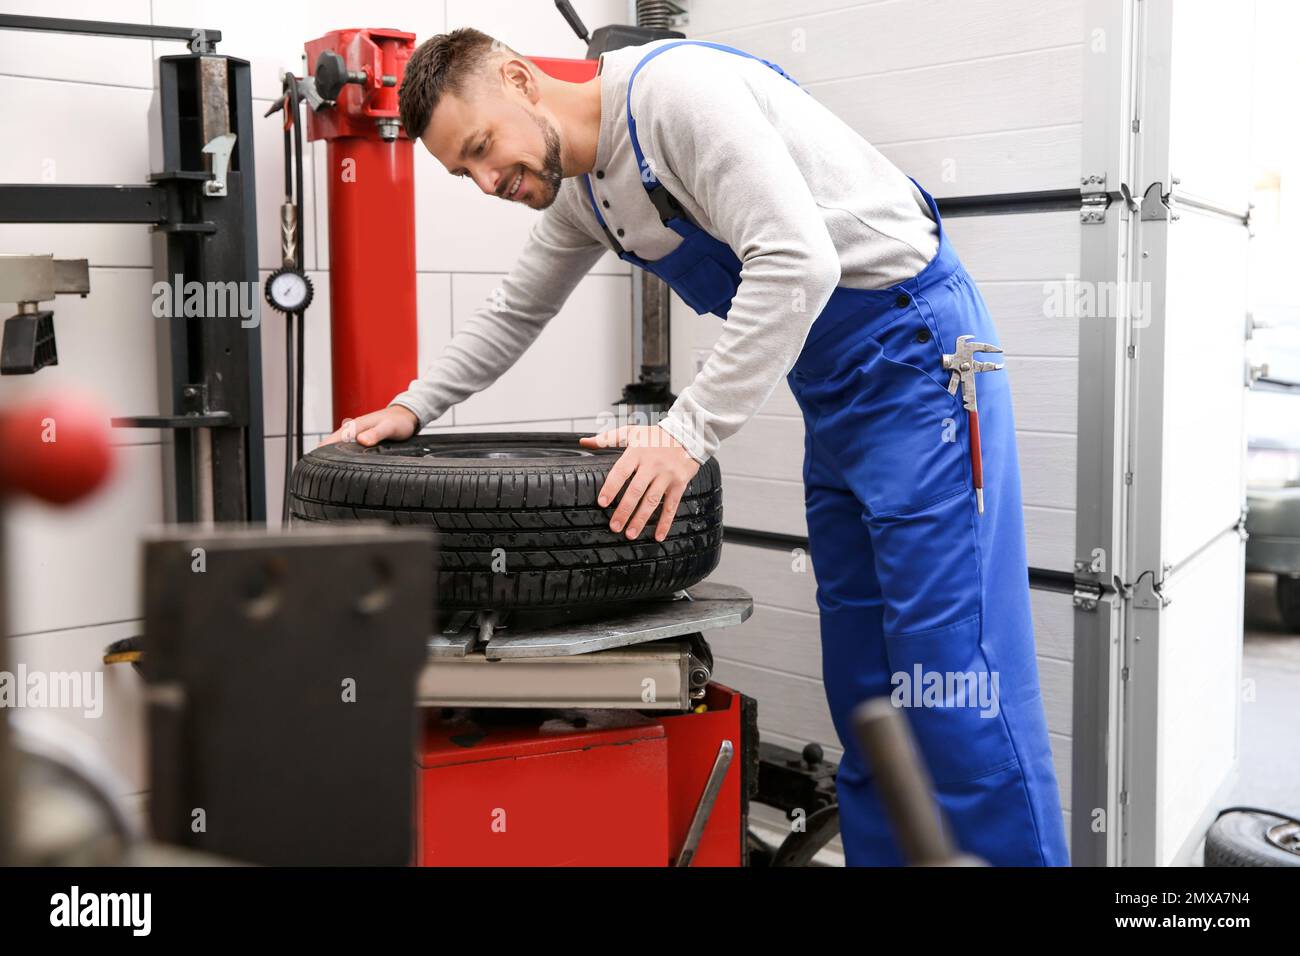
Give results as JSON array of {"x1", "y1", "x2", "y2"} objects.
[{"x1": 0, "y1": 394, "x2": 115, "y2": 504}]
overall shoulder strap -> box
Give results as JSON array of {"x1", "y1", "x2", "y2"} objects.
[{"x1": 624, "y1": 41, "x2": 802, "y2": 225}]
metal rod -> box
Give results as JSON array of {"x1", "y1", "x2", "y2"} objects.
[
  {"x1": 0, "y1": 14, "x2": 221, "y2": 50},
  {"x1": 852, "y1": 698, "x2": 955, "y2": 865},
  {"x1": 721, "y1": 525, "x2": 1077, "y2": 593},
  {"x1": 936, "y1": 187, "x2": 1086, "y2": 218},
  {"x1": 676, "y1": 739, "x2": 734, "y2": 866},
  {"x1": 195, "y1": 428, "x2": 215, "y2": 527}
]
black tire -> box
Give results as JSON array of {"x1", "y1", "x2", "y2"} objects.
[
  {"x1": 1204, "y1": 810, "x2": 1300, "y2": 866},
  {"x1": 288, "y1": 432, "x2": 722, "y2": 610},
  {"x1": 1276, "y1": 575, "x2": 1300, "y2": 632}
]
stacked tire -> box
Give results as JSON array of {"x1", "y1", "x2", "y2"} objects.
[{"x1": 288, "y1": 432, "x2": 723, "y2": 610}]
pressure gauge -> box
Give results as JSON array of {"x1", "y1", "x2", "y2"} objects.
[{"x1": 265, "y1": 267, "x2": 314, "y2": 314}]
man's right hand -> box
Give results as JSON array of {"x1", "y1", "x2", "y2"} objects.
[{"x1": 319, "y1": 405, "x2": 419, "y2": 448}]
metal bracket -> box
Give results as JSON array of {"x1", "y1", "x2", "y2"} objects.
[
  {"x1": 1130, "y1": 569, "x2": 1171, "y2": 609},
  {"x1": 297, "y1": 75, "x2": 326, "y2": 112},
  {"x1": 188, "y1": 27, "x2": 216, "y2": 54},
  {"x1": 1080, "y1": 173, "x2": 1109, "y2": 224},
  {"x1": 201, "y1": 133, "x2": 236, "y2": 197},
  {"x1": 1073, "y1": 581, "x2": 1103, "y2": 611},
  {"x1": 111, "y1": 382, "x2": 231, "y2": 429},
  {"x1": 1140, "y1": 181, "x2": 1175, "y2": 221}
]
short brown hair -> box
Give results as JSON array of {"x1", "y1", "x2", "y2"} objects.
[{"x1": 399, "y1": 28, "x2": 513, "y2": 140}]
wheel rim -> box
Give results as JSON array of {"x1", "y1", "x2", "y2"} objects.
[
  {"x1": 1265, "y1": 820, "x2": 1300, "y2": 855},
  {"x1": 376, "y1": 445, "x2": 596, "y2": 460},
  {"x1": 420, "y1": 447, "x2": 595, "y2": 459}
]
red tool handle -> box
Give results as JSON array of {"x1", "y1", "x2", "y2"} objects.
[{"x1": 968, "y1": 409, "x2": 983, "y2": 491}]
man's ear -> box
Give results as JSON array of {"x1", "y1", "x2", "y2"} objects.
[{"x1": 500, "y1": 57, "x2": 540, "y2": 104}]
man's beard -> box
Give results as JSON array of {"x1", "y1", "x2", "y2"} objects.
[{"x1": 527, "y1": 110, "x2": 564, "y2": 209}]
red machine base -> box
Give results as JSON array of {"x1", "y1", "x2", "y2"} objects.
[{"x1": 417, "y1": 683, "x2": 753, "y2": 866}]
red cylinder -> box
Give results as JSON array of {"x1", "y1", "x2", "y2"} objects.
[
  {"x1": 324, "y1": 137, "x2": 418, "y2": 423},
  {"x1": 306, "y1": 28, "x2": 418, "y2": 425}
]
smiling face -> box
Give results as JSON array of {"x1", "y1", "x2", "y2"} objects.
[{"x1": 419, "y1": 64, "x2": 565, "y2": 211}]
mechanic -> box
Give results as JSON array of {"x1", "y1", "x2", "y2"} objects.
[{"x1": 322, "y1": 29, "x2": 1069, "y2": 867}]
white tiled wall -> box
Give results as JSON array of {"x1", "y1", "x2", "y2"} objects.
[{"x1": 0, "y1": 0, "x2": 630, "y2": 795}]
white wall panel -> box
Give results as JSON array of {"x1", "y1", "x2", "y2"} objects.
[
  {"x1": 413, "y1": 147, "x2": 628, "y2": 277},
  {"x1": 811, "y1": 46, "x2": 1081, "y2": 148},
  {"x1": 1152, "y1": 531, "x2": 1244, "y2": 865},
  {"x1": 415, "y1": 271, "x2": 454, "y2": 405},
  {"x1": 450, "y1": 273, "x2": 632, "y2": 424},
  {"x1": 1165, "y1": 0, "x2": 1255, "y2": 213},
  {"x1": 3, "y1": 443, "x2": 164, "y2": 635},
  {"x1": 696, "y1": 0, "x2": 1081, "y2": 86},
  {"x1": 879, "y1": 126, "x2": 1082, "y2": 199},
  {"x1": 0, "y1": 0, "x2": 154, "y2": 88},
  {"x1": 0, "y1": 268, "x2": 163, "y2": 445},
  {"x1": 1156, "y1": 212, "x2": 1250, "y2": 568},
  {"x1": 0, "y1": 76, "x2": 154, "y2": 267},
  {"x1": 4, "y1": 619, "x2": 149, "y2": 794},
  {"x1": 265, "y1": 432, "x2": 323, "y2": 526}
]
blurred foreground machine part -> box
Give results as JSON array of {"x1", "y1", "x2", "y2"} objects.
[
  {"x1": 0, "y1": 255, "x2": 88, "y2": 375},
  {"x1": 142, "y1": 525, "x2": 434, "y2": 866}
]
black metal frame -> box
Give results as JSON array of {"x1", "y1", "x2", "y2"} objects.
[
  {"x1": 0, "y1": 14, "x2": 221, "y2": 52},
  {"x1": 0, "y1": 18, "x2": 265, "y2": 524}
]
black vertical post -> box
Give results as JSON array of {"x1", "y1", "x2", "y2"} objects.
[{"x1": 154, "y1": 54, "x2": 265, "y2": 524}]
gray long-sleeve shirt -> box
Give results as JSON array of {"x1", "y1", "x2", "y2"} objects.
[{"x1": 391, "y1": 39, "x2": 939, "y2": 463}]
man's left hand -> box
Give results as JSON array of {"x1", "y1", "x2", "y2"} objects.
[{"x1": 578, "y1": 425, "x2": 701, "y2": 541}]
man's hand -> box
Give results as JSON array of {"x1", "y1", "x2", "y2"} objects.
[
  {"x1": 578, "y1": 425, "x2": 701, "y2": 542},
  {"x1": 319, "y1": 405, "x2": 419, "y2": 447}
]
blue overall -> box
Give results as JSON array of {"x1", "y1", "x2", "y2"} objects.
[{"x1": 585, "y1": 41, "x2": 1069, "y2": 866}]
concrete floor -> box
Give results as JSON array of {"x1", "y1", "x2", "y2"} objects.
[
  {"x1": 1230, "y1": 573, "x2": 1300, "y2": 817},
  {"x1": 1185, "y1": 573, "x2": 1300, "y2": 865}
]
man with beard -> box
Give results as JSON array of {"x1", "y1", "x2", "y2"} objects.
[{"x1": 321, "y1": 28, "x2": 1068, "y2": 868}]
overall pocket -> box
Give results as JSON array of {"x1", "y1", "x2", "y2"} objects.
[
  {"x1": 881, "y1": 611, "x2": 1020, "y2": 786},
  {"x1": 666, "y1": 254, "x2": 740, "y2": 317}
]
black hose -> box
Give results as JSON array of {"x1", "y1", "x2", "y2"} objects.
[
  {"x1": 282, "y1": 311, "x2": 294, "y2": 526},
  {"x1": 275, "y1": 76, "x2": 309, "y2": 525},
  {"x1": 290, "y1": 73, "x2": 306, "y2": 466}
]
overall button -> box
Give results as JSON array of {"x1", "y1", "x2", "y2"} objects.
[
  {"x1": 596, "y1": 170, "x2": 605, "y2": 179},
  {"x1": 602, "y1": 200, "x2": 610, "y2": 208},
  {"x1": 896, "y1": 293, "x2": 911, "y2": 308},
  {"x1": 617, "y1": 228, "x2": 625, "y2": 237},
  {"x1": 915, "y1": 328, "x2": 931, "y2": 344}
]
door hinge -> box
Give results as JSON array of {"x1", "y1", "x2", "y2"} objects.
[
  {"x1": 1073, "y1": 581, "x2": 1103, "y2": 611},
  {"x1": 1081, "y1": 173, "x2": 1109, "y2": 224}
]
